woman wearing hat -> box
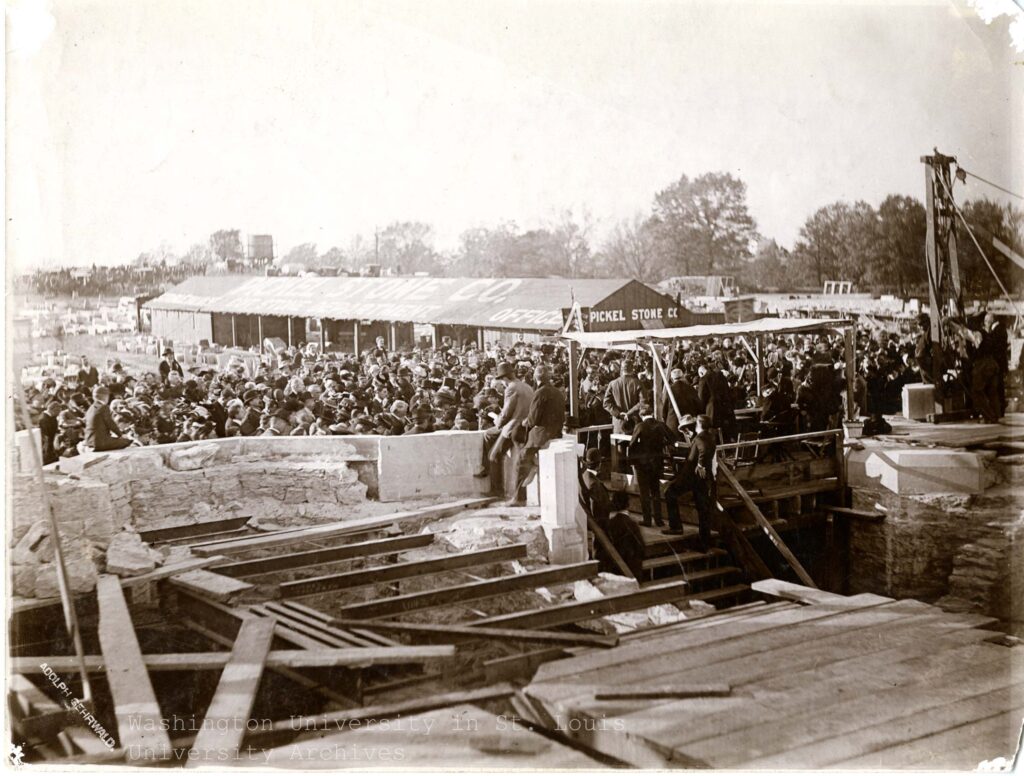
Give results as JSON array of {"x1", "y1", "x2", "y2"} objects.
[{"x1": 159, "y1": 348, "x2": 184, "y2": 384}]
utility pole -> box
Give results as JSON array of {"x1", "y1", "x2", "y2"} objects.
[{"x1": 921, "y1": 149, "x2": 964, "y2": 411}]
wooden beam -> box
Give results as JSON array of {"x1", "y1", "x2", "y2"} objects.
[
  {"x1": 8, "y1": 674, "x2": 76, "y2": 740},
  {"x1": 167, "y1": 569, "x2": 255, "y2": 602},
  {"x1": 588, "y1": 515, "x2": 634, "y2": 579},
  {"x1": 750, "y1": 579, "x2": 892, "y2": 606},
  {"x1": 188, "y1": 617, "x2": 275, "y2": 766},
  {"x1": 718, "y1": 462, "x2": 818, "y2": 588},
  {"x1": 594, "y1": 684, "x2": 731, "y2": 700},
  {"x1": 96, "y1": 575, "x2": 171, "y2": 761},
  {"x1": 258, "y1": 602, "x2": 397, "y2": 647},
  {"x1": 12, "y1": 647, "x2": 458, "y2": 674},
  {"x1": 210, "y1": 533, "x2": 434, "y2": 578},
  {"x1": 338, "y1": 562, "x2": 600, "y2": 619},
  {"x1": 317, "y1": 616, "x2": 620, "y2": 648},
  {"x1": 138, "y1": 517, "x2": 251, "y2": 544},
  {"x1": 191, "y1": 498, "x2": 493, "y2": 557},
  {"x1": 477, "y1": 580, "x2": 694, "y2": 629},
  {"x1": 824, "y1": 505, "x2": 886, "y2": 523},
  {"x1": 278, "y1": 544, "x2": 528, "y2": 598}
]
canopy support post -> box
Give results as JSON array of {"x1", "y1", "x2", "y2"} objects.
[
  {"x1": 568, "y1": 339, "x2": 580, "y2": 424},
  {"x1": 231, "y1": 315, "x2": 237, "y2": 348},
  {"x1": 257, "y1": 316, "x2": 264, "y2": 353},
  {"x1": 353, "y1": 321, "x2": 361, "y2": 357},
  {"x1": 755, "y1": 334, "x2": 765, "y2": 397},
  {"x1": 844, "y1": 327, "x2": 857, "y2": 421},
  {"x1": 652, "y1": 344, "x2": 663, "y2": 421},
  {"x1": 319, "y1": 318, "x2": 325, "y2": 351},
  {"x1": 649, "y1": 343, "x2": 681, "y2": 424}
]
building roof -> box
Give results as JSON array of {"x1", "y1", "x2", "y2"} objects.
[
  {"x1": 561, "y1": 316, "x2": 854, "y2": 349},
  {"x1": 145, "y1": 275, "x2": 635, "y2": 331}
]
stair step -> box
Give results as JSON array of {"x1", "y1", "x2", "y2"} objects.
[
  {"x1": 642, "y1": 565, "x2": 740, "y2": 587},
  {"x1": 641, "y1": 548, "x2": 728, "y2": 571},
  {"x1": 685, "y1": 583, "x2": 751, "y2": 605}
]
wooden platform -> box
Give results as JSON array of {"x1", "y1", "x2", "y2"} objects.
[{"x1": 524, "y1": 581, "x2": 1022, "y2": 770}]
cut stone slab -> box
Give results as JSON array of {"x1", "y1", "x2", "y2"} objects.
[
  {"x1": 106, "y1": 531, "x2": 162, "y2": 576},
  {"x1": 863, "y1": 449, "x2": 986, "y2": 495},
  {"x1": 167, "y1": 442, "x2": 220, "y2": 471}
]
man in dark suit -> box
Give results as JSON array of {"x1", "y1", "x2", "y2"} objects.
[
  {"x1": 508, "y1": 365, "x2": 565, "y2": 505},
  {"x1": 474, "y1": 362, "x2": 534, "y2": 479},
  {"x1": 663, "y1": 414, "x2": 717, "y2": 547},
  {"x1": 239, "y1": 389, "x2": 264, "y2": 436},
  {"x1": 580, "y1": 447, "x2": 612, "y2": 529},
  {"x1": 159, "y1": 348, "x2": 185, "y2": 384},
  {"x1": 697, "y1": 361, "x2": 735, "y2": 441},
  {"x1": 76, "y1": 357, "x2": 99, "y2": 390},
  {"x1": 985, "y1": 312, "x2": 1009, "y2": 416},
  {"x1": 627, "y1": 394, "x2": 679, "y2": 527},
  {"x1": 664, "y1": 368, "x2": 703, "y2": 430},
  {"x1": 39, "y1": 400, "x2": 61, "y2": 465},
  {"x1": 603, "y1": 361, "x2": 642, "y2": 435},
  {"x1": 84, "y1": 386, "x2": 132, "y2": 451}
]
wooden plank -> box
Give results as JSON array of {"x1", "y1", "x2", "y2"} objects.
[
  {"x1": 529, "y1": 596, "x2": 927, "y2": 684},
  {"x1": 318, "y1": 616, "x2": 621, "y2": 648},
  {"x1": 275, "y1": 601, "x2": 400, "y2": 647},
  {"x1": 751, "y1": 578, "x2": 893, "y2": 606},
  {"x1": 120, "y1": 556, "x2": 230, "y2": 588},
  {"x1": 338, "y1": 562, "x2": 600, "y2": 619},
  {"x1": 735, "y1": 680, "x2": 1024, "y2": 770},
  {"x1": 210, "y1": 533, "x2": 434, "y2": 578},
  {"x1": 589, "y1": 516, "x2": 634, "y2": 579},
  {"x1": 13, "y1": 646, "x2": 456, "y2": 674},
  {"x1": 95, "y1": 575, "x2": 171, "y2": 761},
  {"x1": 594, "y1": 684, "x2": 731, "y2": 700},
  {"x1": 836, "y1": 704, "x2": 1024, "y2": 770},
  {"x1": 168, "y1": 569, "x2": 255, "y2": 602},
  {"x1": 62, "y1": 726, "x2": 112, "y2": 755},
  {"x1": 188, "y1": 617, "x2": 275, "y2": 766},
  {"x1": 718, "y1": 462, "x2": 817, "y2": 587},
  {"x1": 278, "y1": 544, "x2": 529, "y2": 598},
  {"x1": 139, "y1": 516, "x2": 251, "y2": 544},
  {"x1": 180, "y1": 617, "x2": 357, "y2": 707},
  {"x1": 824, "y1": 505, "x2": 886, "y2": 522},
  {"x1": 680, "y1": 640, "x2": 1022, "y2": 767},
  {"x1": 256, "y1": 603, "x2": 393, "y2": 648},
  {"x1": 8, "y1": 674, "x2": 76, "y2": 740},
  {"x1": 602, "y1": 628, "x2": 1003, "y2": 756},
  {"x1": 477, "y1": 580, "x2": 691, "y2": 630},
  {"x1": 192, "y1": 498, "x2": 493, "y2": 557}
]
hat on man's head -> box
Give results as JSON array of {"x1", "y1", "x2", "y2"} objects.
[
  {"x1": 584, "y1": 448, "x2": 603, "y2": 467},
  {"x1": 162, "y1": 348, "x2": 174, "y2": 357},
  {"x1": 495, "y1": 362, "x2": 514, "y2": 379},
  {"x1": 696, "y1": 414, "x2": 712, "y2": 428},
  {"x1": 242, "y1": 389, "x2": 262, "y2": 404},
  {"x1": 670, "y1": 368, "x2": 684, "y2": 381},
  {"x1": 678, "y1": 414, "x2": 696, "y2": 427}
]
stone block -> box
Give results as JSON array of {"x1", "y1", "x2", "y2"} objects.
[
  {"x1": 863, "y1": 449, "x2": 986, "y2": 495},
  {"x1": 105, "y1": 530, "x2": 161, "y2": 576},
  {"x1": 902, "y1": 383, "x2": 937, "y2": 420},
  {"x1": 377, "y1": 431, "x2": 491, "y2": 502},
  {"x1": 167, "y1": 442, "x2": 221, "y2": 471},
  {"x1": 12, "y1": 565, "x2": 38, "y2": 597}
]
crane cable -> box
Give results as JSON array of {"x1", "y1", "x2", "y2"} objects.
[
  {"x1": 936, "y1": 171, "x2": 1023, "y2": 323},
  {"x1": 957, "y1": 166, "x2": 1024, "y2": 201}
]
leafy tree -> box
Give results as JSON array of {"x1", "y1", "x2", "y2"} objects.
[
  {"x1": 450, "y1": 223, "x2": 521, "y2": 276},
  {"x1": 183, "y1": 242, "x2": 213, "y2": 266},
  {"x1": 651, "y1": 172, "x2": 758, "y2": 275},
  {"x1": 869, "y1": 195, "x2": 926, "y2": 296},
  {"x1": 740, "y1": 238, "x2": 791, "y2": 291},
  {"x1": 280, "y1": 242, "x2": 319, "y2": 268},
  {"x1": 791, "y1": 201, "x2": 880, "y2": 289},
  {"x1": 548, "y1": 209, "x2": 594, "y2": 278},
  {"x1": 599, "y1": 215, "x2": 665, "y2": 282},
  {"x1": 956, "y1": 198, "x2": 1024, "y2": 297},
  {"x1": 377, "y1": 221, "x2": 441, "y2": 274},
  {"x1": 209, "y1": 229, "x2": 243, "y2": 262},
  {"x1": 319, "y1": 246, "x2": 347, "y2": 269}
]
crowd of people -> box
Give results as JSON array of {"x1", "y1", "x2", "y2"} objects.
[{"x1": 17, "y1": 312, "x2": 1015, "y2": 468}]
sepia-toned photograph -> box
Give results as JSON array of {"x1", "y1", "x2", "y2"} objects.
[{"x1": 5, "y1": 0, "x2": 1023, "y2": 771}]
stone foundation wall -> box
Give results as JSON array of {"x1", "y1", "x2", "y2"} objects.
[
  {"x1": 9, "y1": 432, "x2": 496, "y2": 600},
  {"x1": 846, "y1": 444, "x2": 1023, "y2": 628}
]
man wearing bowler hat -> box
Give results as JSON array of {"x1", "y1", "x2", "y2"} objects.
[
  {"x1": 474, "y1": 362, "x2": 534, "y2": 483},
  {"x1": 663, "y1": 414, "x2": 718, "y2": 548}
]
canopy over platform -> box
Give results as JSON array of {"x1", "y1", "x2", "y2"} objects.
[{"x1": 560, "y1": 317, "x2": 854, "y2": 350}]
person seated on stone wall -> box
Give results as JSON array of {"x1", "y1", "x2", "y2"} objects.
[{"x1": 84, "y1": 385, "x2": 133, "y2": 452}]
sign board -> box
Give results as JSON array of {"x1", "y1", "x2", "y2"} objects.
[{"x1": 723, "y1": 297, "x2": 757, "y2": 323}]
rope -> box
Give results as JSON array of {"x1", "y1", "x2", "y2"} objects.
[
  {"x1": 936, "y1": 172, "x2": 1023, "y2": 322},
  {"x1": 959, "y1": 166, "x2": 1024, "y2": 201}
]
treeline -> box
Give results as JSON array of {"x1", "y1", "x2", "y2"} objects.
[{"x1": 138, "y1": 171, "x2": 1024, "y2": 296}]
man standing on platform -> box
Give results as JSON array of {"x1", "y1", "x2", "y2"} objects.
[
  {"x1": 663, "y1": 414, "x2": 717, "y2": 548},
  {"x1": 603, "y1": 360, "x2": 642, "y2": 435},
  {"x1": 508, "y1": 365, "x2": 565, "y2": 506},
  {"x1": 697, "y1": 359, "x2": 735, "y2": 441},
  {"x1": 474, "y1": 362, "x2": 534, "y2": 480},
  {"x1": 626, "y1": 394, "x2": 678, "y2": 528},
  {"x1": 664, "y1": 368, "x2": 703, "y2": 430}
]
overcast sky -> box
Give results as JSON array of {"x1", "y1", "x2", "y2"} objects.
[{"x1": 6, "y1": 0, "x2": 1023, "y2": 271}]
